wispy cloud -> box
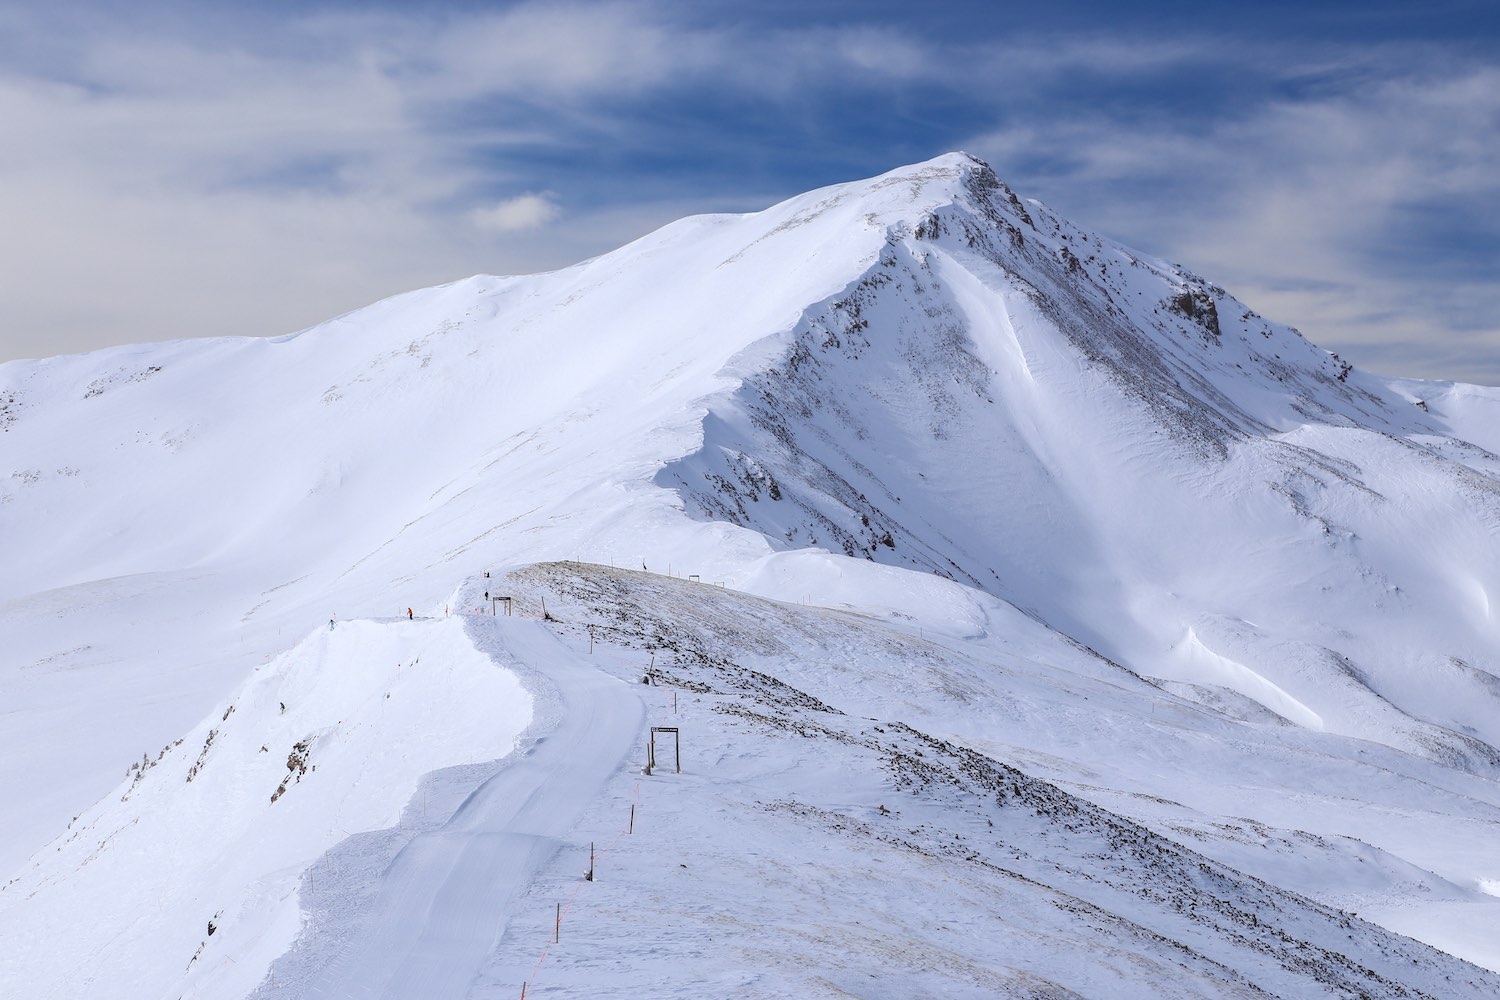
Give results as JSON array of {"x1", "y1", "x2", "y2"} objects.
[
  {"x1": 967, "y1": 49, "x2": 1500, "y2": 382},
  {"x1": 0, "y1": 3, "x2": 1494, "y2": 385}
]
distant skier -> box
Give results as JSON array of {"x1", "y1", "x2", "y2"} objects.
[
  {"x1": 407, "y1": 607, "x2": 413, "y2": 620},
  {"x1": 329, "y1": 618, "x2": 335, "y2": 631}
]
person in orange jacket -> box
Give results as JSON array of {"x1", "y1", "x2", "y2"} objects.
[{"x1": 407, "y1": 607, "x2": 413, "y2": 620}]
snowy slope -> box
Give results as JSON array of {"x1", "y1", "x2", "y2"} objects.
[
  {"x1": 658, "y1": 160, "x2": 1500, "y2": 776},
  {"x1": 4, "y1": 152, "x2": 1500, "y2": 997},
  {"x1": 462, "y1": 563, "x2": 1500, "y2": 998},
  {"x1": 1, "y1": 617, "x2": 530, "y2": 998}
]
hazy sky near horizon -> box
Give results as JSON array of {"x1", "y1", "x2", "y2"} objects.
[{"x1": 2, "y1": 1, "x2": 1497, "y2": 382}]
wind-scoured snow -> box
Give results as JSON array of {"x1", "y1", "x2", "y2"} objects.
[{"x1": 3, "y1": 152, "x2": 1500, "y2": 996}]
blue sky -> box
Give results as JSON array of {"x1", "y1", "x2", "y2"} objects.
[{"x1": 2, "y1": 1, "x2": 1497, "y2": 383}]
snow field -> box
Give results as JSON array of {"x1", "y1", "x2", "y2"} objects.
[
  {"x1": 0, "y1": 615, "x2": 530, "y2": 1000},
  {"x1": 3, "y1": 151, "x2": 1500, "y2": 996},
  {"x1": 251, "y1": 608, "x2": 645, "y2": 999},
  {"x1": 464, "y1": 562, "x2": 1500, "y2": 997}
]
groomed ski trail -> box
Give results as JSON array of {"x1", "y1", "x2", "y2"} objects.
[{"x1": 255, "y1": 612, "x2": 646, "y2": 999}]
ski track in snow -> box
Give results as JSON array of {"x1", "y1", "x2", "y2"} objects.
[{"x1": 254, "y1": 614, "x2": 644, "y2": 999}]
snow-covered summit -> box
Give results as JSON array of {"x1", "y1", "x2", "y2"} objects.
[{"x1": 5, "y1": 154, "x2": 1500, "y2": 997}]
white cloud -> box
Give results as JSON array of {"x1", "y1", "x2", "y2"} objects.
[
  {"x1": 0, "y1": 6, "x2": 1495, "y2": 386},
  {"x1": 0, "y1": 1, "x2": 824, "y2": 364},
  {"x1": 471, "y1": 193, "x2": 561, "y2": 233},
  {"x1": 419, "y1": 3, "x2": 714, "y2": 100}
]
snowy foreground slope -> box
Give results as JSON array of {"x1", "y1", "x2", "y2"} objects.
[{"x1": 4, "y1": 153, "x2": 1500, "y2": 997}]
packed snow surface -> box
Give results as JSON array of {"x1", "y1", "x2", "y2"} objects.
[{"x1": 4, "y1": 152, "x2": 1500, "y2": 997}]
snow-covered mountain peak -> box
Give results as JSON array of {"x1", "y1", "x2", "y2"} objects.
[{"x1": 599, "y1": 149, "x2": 1429, "y2": 459}]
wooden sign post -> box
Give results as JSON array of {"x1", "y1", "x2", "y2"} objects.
[{"x1": 647, "y1": 727, "x2": 681, "y2": 775}]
